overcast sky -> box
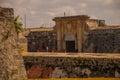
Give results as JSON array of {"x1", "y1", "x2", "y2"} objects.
[{"x1": 0, "y1": 0, "x2": 120, "y2": 28}]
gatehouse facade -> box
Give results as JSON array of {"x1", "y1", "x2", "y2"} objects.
[
  {"x1": 53, "y1": 15, "x2": 110, "y2": 52},
  {"x1": 20, "y1": 15, "x2": 120, "y2": 53}
]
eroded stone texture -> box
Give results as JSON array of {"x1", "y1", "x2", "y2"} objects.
[
  {"x1": 24, "y1": 56, "x2": 120, "y2": 78},
  {"x1": 83, "y1": 29, "x2": 120, "y2": 53},
  {"x1": 53, "y1": 15, "x2": 120, "y2": 53},
  {"x1": 0, "y1": 7, "x2": 27, "y2": 80}
]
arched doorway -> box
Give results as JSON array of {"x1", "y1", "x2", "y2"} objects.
[{"x1": 65, "y1": 34, "x2": 75, "y2": 52}]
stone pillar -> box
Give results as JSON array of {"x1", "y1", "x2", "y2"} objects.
[
  {"x1": 0, "y1": 7, "x2": 27, "y2": 80},
  {"x1": 56, "y1": 21, "x2": 62, "y2": 51},
  {"x1": 77, "y1": 15, "x2": 90, "y2": 52},
  {"x1": 62, "y1": 21, "x2": 66, "y2": 51},
  {"x1": 77, "y1": 20, "x2": 83, "y2": 52}
]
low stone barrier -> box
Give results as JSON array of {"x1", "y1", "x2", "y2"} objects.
[{"x1": 23, "y1": 53, "x2": 120, "y2": 78}]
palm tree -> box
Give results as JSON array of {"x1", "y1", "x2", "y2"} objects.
[{"x1": 14, "y1": 16, "x2": 23, "y2": 41}]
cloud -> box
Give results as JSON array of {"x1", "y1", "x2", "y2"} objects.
[
  {"x1": 79, "y1": 3, "x2": 88, "y2": 8},
  {"x1": 0, "y1": 2, "x2": 12, "y2": 8},
  {"x1": 46, "y1": 6, "x2": 78, "y2": 17},
  {"x1": 59, "y1": 6, "x2": 77, "y2": 15},
  {"x1": 45, "y1": 12, "x2": 56, "y2": 17},
  {"x1": 16, "y1": 0, "x2": 25, "y2": 5},
  {"x1": 0, "y1": 0, "x2": 120, "y2": 27},
  {"x1": 104, "y1": 0, "x2": 113, "y2": 5},
  {"x1": 30, "y1": 10, "x2": 36, "y2": 15},
  {"x1": 91, "y1": 15, "x2": 98, "y2": 19}
]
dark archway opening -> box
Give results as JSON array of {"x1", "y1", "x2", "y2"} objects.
[{"x1": 66, "y1": 41, "x2": 75, "y2": 52}]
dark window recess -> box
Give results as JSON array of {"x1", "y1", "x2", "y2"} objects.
[{"x1": 27, "y1": 31, "x2": 57, "y2": 52}]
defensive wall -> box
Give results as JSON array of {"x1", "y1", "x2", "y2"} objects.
[
  {"x1": 23, "y1": 52, "x2": 120, "y2": 78},
  {"x1": 0, "y1": 7, "x2": 27, "y2": 80}
]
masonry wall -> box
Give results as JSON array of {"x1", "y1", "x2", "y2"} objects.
[
  {"x1": 26, "y1": 31, "x2": 57, "y2": 52},
  {"x1": 53, "y1": 15, "x2": 90, "y2": 52},
  {"x1": 83, "y1": 29, "x2": 120, "y2": 53},
  {"x1": 24, "y1": 56, "x2": 120, "y2": 78},
  {"x1": 0, "y1": 7, "x2": 27, "y2": 80}
]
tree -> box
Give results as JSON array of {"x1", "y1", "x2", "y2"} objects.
[{"x1": 14, "y1": 16, "x2": 23, "y2": 41}]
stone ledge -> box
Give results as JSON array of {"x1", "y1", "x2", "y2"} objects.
[{"x1": 22, "y1": 52, "x2": 120, "y2": 58}]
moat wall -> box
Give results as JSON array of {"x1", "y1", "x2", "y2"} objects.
[{"x1": 24, "y1": 55, "x2": 120, "y2": 78}]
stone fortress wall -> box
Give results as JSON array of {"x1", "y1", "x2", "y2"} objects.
[
  {"x1": 1, "y1": 7, "x2": 120, "y2": 79},
  {"x1": 83, "y1": 28, "x2": 120, "y2": 53},
  {"x1": 20, "y1": 15, "x2": 120, "y2": 53},
  {"x1": 53, "y1": 15, "x2": 120, "y2": 53},
  {"x1": 0, "y1": 7, "x2": 27, "y2": 80},
  {"x1": 23, "y1": 54, "x2": 120, "y2": 78}
]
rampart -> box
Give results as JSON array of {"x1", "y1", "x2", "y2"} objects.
[{"x1": 23, "y1": 53, "x2": 120, "y2": 78}]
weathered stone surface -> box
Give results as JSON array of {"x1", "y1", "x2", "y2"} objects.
[
  {"x1": 53, "y1": 15, "x2": 120, "y2": 53},
  {"x1": 83, "y1": 29, "x2": 120, "y2": 53},
  {"x1": 0, "y1": 7, "x2": 27, "y2": 80},
  {"x1": 24, "y1": 55, "x2": 120, "y2": 78}
]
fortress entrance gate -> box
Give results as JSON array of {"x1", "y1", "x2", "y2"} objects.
[{"x1": 65, "y1": 34, "x2": 75, "y2": 52}]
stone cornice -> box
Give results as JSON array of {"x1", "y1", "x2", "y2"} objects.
[{"x1": 53, "y1": 15, "x2": 90, "y2": 21}]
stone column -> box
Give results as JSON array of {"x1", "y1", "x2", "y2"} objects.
[
  {"x1": 77, "y1": 20, "x2": 83, "y2": 52},
  {"x1": 56, "y1": 21, "x2": 62, "y2": 51},
  {"x1": 62, "y1": 21, "x2": 66, "y2": 51},
  {"x1": 77, "y1": 15, "x2": 90, "y2": 52}
]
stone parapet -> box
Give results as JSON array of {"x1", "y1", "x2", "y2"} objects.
[
  {"x1": 23, "y1": 53, "x2": 120, "y2": 78},
  {"x1": 24, "y1": 56, "x2": 120, "y2": 78}
]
